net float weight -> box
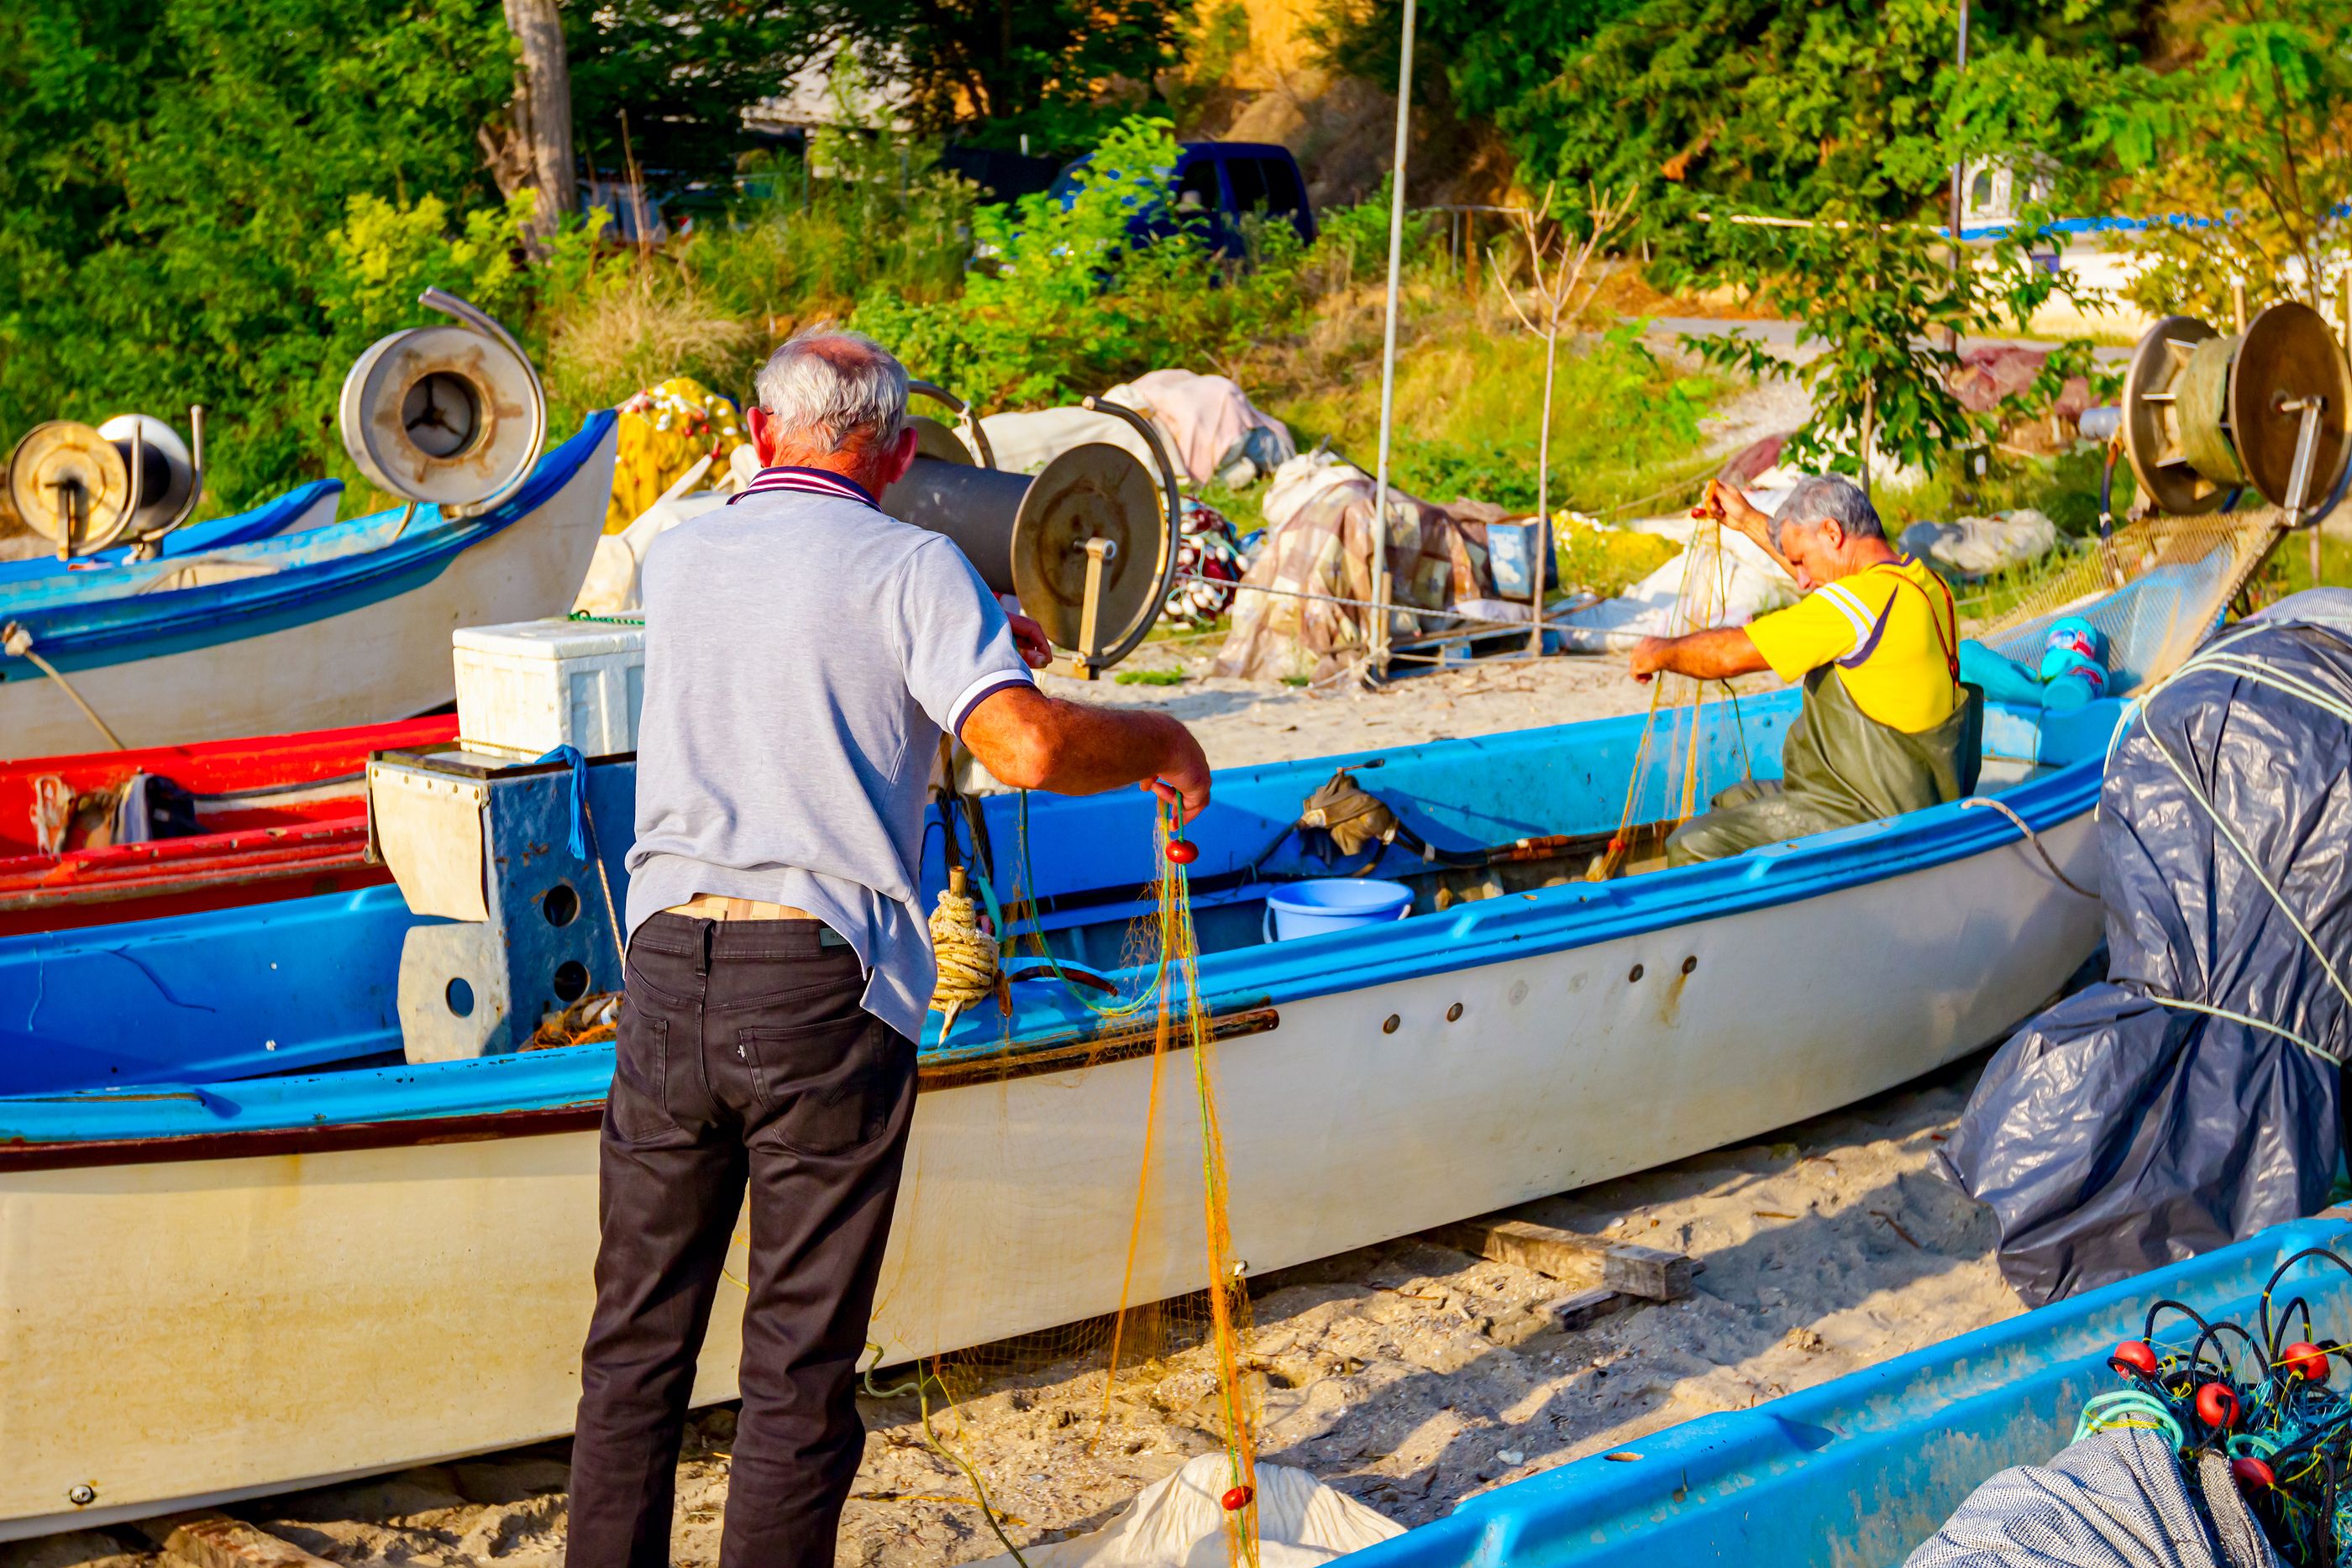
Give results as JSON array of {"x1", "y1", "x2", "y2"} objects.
[
  {"x1": 2232, "y1": 1456, "x2": 2276, "y2": 1490},
  {"x1": 1165, "y1": 838, "x2": 1199, "y2": 865},
  {"x1": 1221, "y1": 1484, "x2": 1253, "y2": 1512},
  {"x1": 2282, "y1": 1340, "x2": 2330, "y2": 1382},
  {"x1": 2196, "y1": 1382, "x2": 2240, "y2": 1430},
  {"x1": 2110, "y1": 1340, "x2": 2160, "y2": 1377}
]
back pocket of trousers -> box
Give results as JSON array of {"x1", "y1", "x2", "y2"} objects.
[
  {"x1": 740, "y1": 1016, "x2": 898, "y2": 1156},
  {"x1": 609, "y1": 1009, "x2": 674, "y2": 1142}
]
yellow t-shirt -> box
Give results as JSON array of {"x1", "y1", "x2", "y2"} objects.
[{"x1": 1745, "y1": 557, "x2": 1960, "y2": 733}]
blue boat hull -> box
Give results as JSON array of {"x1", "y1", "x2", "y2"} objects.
[{"x1": 1348, "y1": 1213, "x2": 2352, "y2": 1567}]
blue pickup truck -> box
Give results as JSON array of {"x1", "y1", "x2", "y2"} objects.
[{"x1": 1050, "y1": 140, "x2": 1317, "y2": 256}]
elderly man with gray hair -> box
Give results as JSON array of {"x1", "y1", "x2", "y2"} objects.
[
  {"x1": 566, "y1": 331, "x2": 1211, "y2": 1568},
  {"x1": 1625, "y1": 473, "x2": 1980, "y2": 865}
]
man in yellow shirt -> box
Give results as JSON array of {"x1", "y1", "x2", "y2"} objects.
[{"x1": 1627, "y1": 474, "x2": 1980, "y2": 865}]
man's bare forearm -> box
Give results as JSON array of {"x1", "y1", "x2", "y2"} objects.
[
  {"x1": 959, "y1": 686, "x2": 1211, "y2": 818},
  {"x1": 1021, "y1": 700, "x2": 1197, "y2": 794},
  {"x1": 1630, "y1": 627, "x2": 1769, "y2": 682}
]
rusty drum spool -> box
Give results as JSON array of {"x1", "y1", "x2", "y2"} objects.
[
  {"x1": 7, "y1": 421, "x2": 133, "y2": 554},
  {"x1": 880, "y1": 437, "x2": 1176, "y2": 669},
  {"x1": 2123, "y1": 303, "x2": 2352, "y2": 514},
  {"x1": 338, "y1": 291, "x2": 546, "y2": 514}
]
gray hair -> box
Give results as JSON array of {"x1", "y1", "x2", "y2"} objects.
[
  {"x1": 1771, "y1": 474, "x2": 1884, "y2": 552},
  {"x1": 752, "y1": 330, "x2": 908, "y2": 454}
]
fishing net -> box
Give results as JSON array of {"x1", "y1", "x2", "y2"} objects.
[
  {"x1": 1597, "y1": 506, "x2": 2294, "y2": 871},
  {"x1": 849, "y1": 799, "x2": 1265, "y2": 1566},
  {"x1": 1597, "y1": 519, "x2": 1773, "y2": 875},
  {"x1": 1971, "y1": 509, "x2": 2290, "y2": 696}
]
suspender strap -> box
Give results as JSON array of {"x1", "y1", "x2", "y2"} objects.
[{"x1": 1835, "y1": 563, "x2": 1961, "y2": 686}]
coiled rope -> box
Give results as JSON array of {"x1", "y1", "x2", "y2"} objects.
[{"x1": 928, "y1": 867, "x2": 999, "y2": 1043}]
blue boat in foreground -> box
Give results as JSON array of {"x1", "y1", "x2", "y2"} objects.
[{"x1": 1350, "y1": 1213, "x2": 2352, "y2": 1566}]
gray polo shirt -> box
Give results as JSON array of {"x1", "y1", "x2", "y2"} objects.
[{"x1": 624, "y1": 465, "x2": 1036, "y2": 1041}]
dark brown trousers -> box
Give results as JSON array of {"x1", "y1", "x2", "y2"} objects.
[{"x1": 565, "y1": 913, "x2": 916, "y2": 1568}]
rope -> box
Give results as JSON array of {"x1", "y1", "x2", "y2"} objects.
[
  {"x1": 2075, "y1": 1388, "x2": 2187, "y2": 1450},
  {"x1": 2139, "y1": 994, "x2": 2333, "y2": 1062},
  {"x1": 928, "y1": 867, "x2": 999, "y2": 1043},
  {"x1": 2, "y1": 621, "x2": 125, "y2": 750},
  {"x1": 1174, "y1": 570, "x2": 1554, "y2": 626},
  {"x1": 1957, "y1": 797, "x2": 2099, "y2": 899}
]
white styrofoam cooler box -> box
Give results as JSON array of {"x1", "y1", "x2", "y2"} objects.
[{"x1": 453, "y1": 618, "x2": 645, "y2": 758}]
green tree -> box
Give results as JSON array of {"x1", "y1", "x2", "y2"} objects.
[
  {"x1": 1455, "y1": 0, "x2": 2141, "y2": 484},
  {"x1": 1964, "y1": 0, "x2": 2352, "y2": 323},
  {"x1": 0, "y1": 0, "x2": 520, "y2": 506}
]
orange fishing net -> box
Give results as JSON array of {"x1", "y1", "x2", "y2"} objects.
[{"x1": 846, "y1": 798, "x2": 1263, "y2": 1565}]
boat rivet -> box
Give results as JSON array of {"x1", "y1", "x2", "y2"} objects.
[
  {"x1": 1446, "y1": 1002, "x2": 1464, "y2": 1022},
  {"x1": 67, "y1": 1483, "x2": 95, "y2": 1506},
  {"x1": 1382, "y1": 1014, "x2": 1400, "y2": 1034},
  {"x1": 1629, "y1": 963, "x2": 1645, "y2": 983},
  {"x1": 1682, "y1": 956, "x2": 1698, "y2": 975}
]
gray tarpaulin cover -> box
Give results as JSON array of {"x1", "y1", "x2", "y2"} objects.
[
  {"x1": 1906, "y1": 1431, "x2": 2279, "y2": 1568},
  {"x1": 1941, "y1": 600, "x2": 2352, "y2": 1305}
]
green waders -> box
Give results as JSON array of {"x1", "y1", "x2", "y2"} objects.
[{"x1": 1665, "y1": 666, "x2": 1984, "y2": 867}]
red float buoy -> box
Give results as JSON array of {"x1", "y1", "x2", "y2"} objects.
[
  {"x1": 2232, "y1": 1456, "x2": 2276, "y2": 1490},
  {"x1": 2110, "y1": 1340, "x2": 2160, "y2": 1377},
  {"x1": 2196, "y1": 1382, "x2": 2240, "y2": 1430},
  {"x1": 1165, "y1": 838, "x2": 1199, "y2": 865},
  {"x1": 2283, "y1": 1340, "x2": 2330, "y2": 1382},
  {"x1": 1221, "y1": 1483, "x2": 1253, "y2": 1512}
]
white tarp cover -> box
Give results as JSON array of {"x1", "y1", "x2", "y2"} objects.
[
  {"x1": 971, "y1": 1456, "x2": 1404, "y2": 1568},
  {"x1": 977, "y1": 370, "x2": 1294, "y2": 485},
  {"x1": 1550, "y1": 523, "x2": 1797, "y2": 652}
]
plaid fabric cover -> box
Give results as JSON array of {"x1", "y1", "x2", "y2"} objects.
[{"x1": 1213, "y1": 476, "x2": 1492, "y2": 683}]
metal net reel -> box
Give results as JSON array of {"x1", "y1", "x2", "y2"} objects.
[
  {"x1": 339, "y1": 289, "x2": 547, "y2": 517},
  {"x1": 5, "y1": 408, "x2": 206, "y2": 559},
  {"x1": 2122, "y1": 302, "x2": 2352, "y2": 520},
  {"x1": 880, "y1": 389, "x2": 1179, "y2": 676}
]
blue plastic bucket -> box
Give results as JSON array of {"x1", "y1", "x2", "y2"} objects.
[{"x1": 1263, "y1": 878, "x2": 1415, "y2": 942}]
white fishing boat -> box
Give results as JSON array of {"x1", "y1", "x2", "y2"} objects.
[
  {"x1": 0, "y1": 672, "x2": 2118, "y2": 1539},
  {"x1": 0, "y1": 412, "x2": 617, "y2": 758}
]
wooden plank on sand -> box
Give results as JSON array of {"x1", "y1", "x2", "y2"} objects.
[
  {"x1": 1426, "y1": 1214, "x2": 1697, "y2": 1301},
  {"x1": 137, "y1": 1511, "x2": 339, "y2": 1568}
]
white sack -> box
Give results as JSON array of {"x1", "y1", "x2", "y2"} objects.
[
  {"x1": 970, "y1": 1456, "x2": 1404, "y2": 1568},
  {"x1": 1898, "y1": 510, "x2": 2060, "y2": 578},
  {"x1": 1551, "y1": 526, "x2": 1798, "y2": 653},
  {"x1": 571, "y1": 490, "x2": 729, "y2": 616}
]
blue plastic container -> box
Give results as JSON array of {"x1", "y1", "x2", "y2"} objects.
[{"x1": 1263, "y1": 878, "x2": 1415, "y2": 941}]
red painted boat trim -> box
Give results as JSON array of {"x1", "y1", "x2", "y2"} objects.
[{"x1": 0, "y1": 714, "x2": 455, "y2": 932}]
